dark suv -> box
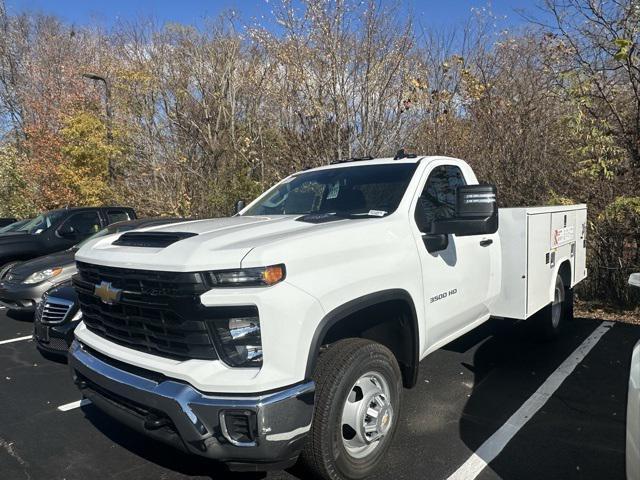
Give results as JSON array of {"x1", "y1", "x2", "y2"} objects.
[{"x1": 0, "y1": 207, "x2": 135, "y2": 274}]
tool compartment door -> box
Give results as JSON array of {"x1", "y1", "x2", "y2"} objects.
[{"x1": 526, "y1": 213, "x2": 553, "y2": 317}]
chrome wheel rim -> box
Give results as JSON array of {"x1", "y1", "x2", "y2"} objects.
[
  {"x1": 341, "y1": 371, "x2": 393, "y2": 459},
  {"x1": 551, "y1": 283, "x2": 564, "y2": 329}
]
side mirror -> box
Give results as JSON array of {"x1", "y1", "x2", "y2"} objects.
[
  {"x1": 234, "y1": 200, "x2": 246, "y2": 215},
  {"x1": 57, "y1": 224, "x2": 77, "y2": 239},
  {"x1": 630, "y1": 273, "x2": 640, "y2": 288},
  {"x1": 423, "y1": 233, "x2": 449, "y2": 254},
  {"x1": 432, "y1": 184, "x2": 498, "y2": 237}
]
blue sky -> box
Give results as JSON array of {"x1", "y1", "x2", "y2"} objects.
[{"x1": 6, "y1": 1, "x2": 543, "y2": 30}]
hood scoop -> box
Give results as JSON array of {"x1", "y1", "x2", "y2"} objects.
[{"x1": 112, "y1": 231, "x2": 198, "y2": 248}]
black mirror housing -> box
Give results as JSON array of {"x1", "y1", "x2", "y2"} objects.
[
  {"x1": 234, "y1": 200, "x2": 246, "y2": 215},
  {"x1": 423, "y1": 233, "x2": 449, "y2": 253},
  {"x1": 432, "y1": 184, "x2": 498, "y2": 237},
  {"x1": 57, "y1": 225, "x2": 77, "y2": 239}
]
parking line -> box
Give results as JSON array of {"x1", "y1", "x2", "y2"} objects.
[
  {"x1": 447, "y1": 321, "x2": 614, "y2": 480},
  {"x1": 0, "y1": 335, "x2": 32, "y2": 345},
  {"x1": 57, "y1": 399, "x2": 92, "y2": 412}
]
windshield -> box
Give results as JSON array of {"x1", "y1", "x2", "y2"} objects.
[
  {"x1": 16, "y1": 211, "x2": 66, "y2": 234},
  {"x1": 0, "y1": 219, "x2": 27, "y2": 233},
  {"x1": 243, "y1": 163, "x2": 419, "y2": 217}
]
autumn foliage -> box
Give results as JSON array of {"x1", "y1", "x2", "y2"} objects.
[{"x1": 0, "y1": 0, "x2": 638, "y2": 307}]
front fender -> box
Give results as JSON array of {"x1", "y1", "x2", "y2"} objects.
[{"x1": 303, "y1": 289, "x2": 420, "y2": 388}]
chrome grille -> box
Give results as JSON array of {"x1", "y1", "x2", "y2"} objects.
[{"x1": 39, "y1": 297, "x2": 74, "y2": 325}]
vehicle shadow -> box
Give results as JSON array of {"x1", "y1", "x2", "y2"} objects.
[
  {"x1": 6, "y1": 309, "x2": 35, "y2": 322},
  {"x1": 81, "y1": 404, "x2": 267, "y2": 479},
  {"x1": 457, "y1": 316, "x2": 636, "y2": 479}
]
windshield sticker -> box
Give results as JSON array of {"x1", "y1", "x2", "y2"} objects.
[
  {"x1": 368, "y1": 210, "x2": 387, "y2": 217},
  {"x1": 327, "y1": 182, "x2": 340, "y2": 199}
]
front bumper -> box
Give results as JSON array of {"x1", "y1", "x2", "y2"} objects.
[
  {"x1": 69, "y1": 341, "x2": 315, "y2": 470},
  {"x1": 34, "y1": 319, "x2": 78, "y2": 357},
  {"x1": 0, "y1": 281, "x2": 51, "y2": 311}
]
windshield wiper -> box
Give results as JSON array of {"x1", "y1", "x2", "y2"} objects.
[{"x1": 296, "y1": 211, "x2": 387, "y2": 224}]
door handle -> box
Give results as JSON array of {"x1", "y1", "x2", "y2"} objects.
[{"x1": 480, "y1": 239, "x2": 493, "y2": 247}]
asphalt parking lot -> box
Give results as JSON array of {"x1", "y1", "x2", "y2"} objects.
[{"x1": 1, "y1": 307, "x2": 638, "y2": 480}]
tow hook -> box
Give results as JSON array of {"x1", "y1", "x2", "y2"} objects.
[{"x1": 144, "y1": 413, "x2": 171, "y2": 430}]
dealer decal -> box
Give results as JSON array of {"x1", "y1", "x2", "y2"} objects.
[{"x1": 551, "y1": 226, "x2": 575, "y2": 247}]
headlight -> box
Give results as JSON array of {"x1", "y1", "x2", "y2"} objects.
[
  {"x1": 209, "y1": 310, "x2": 262, "y2": 367},
  {"x1": 23, "y1": 267, "x2": 63, "y2": 284},
  {"x1": 71, "y1": 310, "x2": 83, "y2": 322},
  {"x1": 205, "y1": 265, "x2": 285, "y2": 287}
]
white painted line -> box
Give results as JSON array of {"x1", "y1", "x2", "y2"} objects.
[
  {"x1": 0, "y1": 335, "x2": 32, "y2": 345},
  {"x1": 57, "y1": 399, "x2": 91, "y2": 412},
  {"x1": 447, "y1": 321, "x2": 614, "y2": 480}
]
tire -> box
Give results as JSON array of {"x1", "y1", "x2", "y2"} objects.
[
  {"x1": 0, "y1": 261, "x2": 20, "y2": 280},
  {"x1": 536, "y1": 273, "x2": 571, "y2": 340},
  {"x1": 298, "y1": 338, "x2": 402, "y2": 480}
]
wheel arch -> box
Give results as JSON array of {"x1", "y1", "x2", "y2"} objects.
[
  {"x1": 304, "y1": 289, "x2": 420, "y2": 389},
  {"x1": 557, "y1": 259, "x2": 572, "y2": 288},
  {"x1": 550, "y1": 258, "x2": 573, "y2": 299}
]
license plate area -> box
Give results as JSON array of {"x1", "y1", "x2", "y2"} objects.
[{"x1": 35, "y1": 323, "x2": 50, "y2": 342}]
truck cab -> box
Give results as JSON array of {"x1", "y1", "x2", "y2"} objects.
[{"x1": 67, "y1": 156, "x2": 584, "y2": 480}]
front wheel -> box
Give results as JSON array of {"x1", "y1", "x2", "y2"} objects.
[
  {"x1": 298, "y1": 338, "x2": 402, "y2": 480},
  {"x1": 0, "y1": 261, "x2": 19, "y2": 280}
]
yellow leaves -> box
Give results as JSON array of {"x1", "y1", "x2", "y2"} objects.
[
  {"x1": 598, "y1": 196, "x2": 640, "y2": 223},
  {"x1": 461, "y1": 68, "x2": 488, "y2": 101},
  {"x1": 59, "y1": 111, "x2": 117, "y2": 205},
  {"x1": 410, "y1": 77, "x2": 427, "y2": 91},
  {"x1": 547, "y1": 190, "x2": 575, "y2": 206},
  {"x1": 613, "y1": 38, "x2": 633, "y2": 62},
  {"x1": 0, "y1": 145, "x2": 34, "y2": 217}
]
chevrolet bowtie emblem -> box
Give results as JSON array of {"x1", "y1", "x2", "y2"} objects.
[{"x1": 94, "y1": 281, "x2": 122, "y2": 305}]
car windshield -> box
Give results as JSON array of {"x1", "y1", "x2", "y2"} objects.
[
  {"x1": 243, "y1": 163, "x2": 419, "y2": 217},
  {"x1": 15, "y1": 211, "x2": 66, "y2": 234},
  {"x1": 0, "y1": 219, "x2": 28, "y2": 233}
]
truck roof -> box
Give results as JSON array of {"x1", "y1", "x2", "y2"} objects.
[
  {"x1": 303, "y1": 155, "x2": 454, "y2": 173},
  {"x1": 47, "y1": 206, "x2": 134, "y2": 213}
]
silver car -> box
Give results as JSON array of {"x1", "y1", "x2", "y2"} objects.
[{"x1": 628, "y1": 273, "x2": 640, "y2": 480}]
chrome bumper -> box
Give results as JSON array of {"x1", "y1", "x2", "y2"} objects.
[{"x1": 69, "y1": 341, "x2": 315, "y2": 470}]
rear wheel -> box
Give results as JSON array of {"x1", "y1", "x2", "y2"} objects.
[
  {"x1": 298, "y1": 338, "x2": 402, "y2": 480},
  {"x1": 536, "y1": 273, "x2": 571, "y2": 339}
]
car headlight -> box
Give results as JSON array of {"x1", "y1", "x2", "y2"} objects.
[
  {"x1": 71, "y1": 310, "x2": 83, "y2": 322},
  {"x1": 22, "y1": 267, "x2": 63, "y2": 285},
  {"x1": 205, "y1": 265, "x2": 285, "y2": 287}
]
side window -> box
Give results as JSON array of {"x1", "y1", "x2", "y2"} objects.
[
  {"x1": 107, "y1": 209, "x2": 131, "y2": 224},
  {"x1": 414, "y1": 165, "x2": 466, "y2": 233},
  {"x1": 62, "y1": 212, "x2": 102, "y2": 237}
]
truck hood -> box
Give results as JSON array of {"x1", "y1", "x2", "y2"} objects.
[{"x1": 75, "y1": 215, "x2": 350, "y2": 271}]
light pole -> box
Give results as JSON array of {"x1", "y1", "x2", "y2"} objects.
[{"x1": 82, "y1": 72, "x2": 114, "y2": 180}]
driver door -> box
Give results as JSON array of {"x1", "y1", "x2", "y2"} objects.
[
  {"x1": 50, "y1": 211, "x2": 102, "y2": 253},
  {"x1": 412, "y1": 163, "x2": 496, "y2": 352}
]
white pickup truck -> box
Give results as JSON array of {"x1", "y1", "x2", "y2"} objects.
[{"x1": 69, "y1": 155, "x2": 587, "y2": 479}]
